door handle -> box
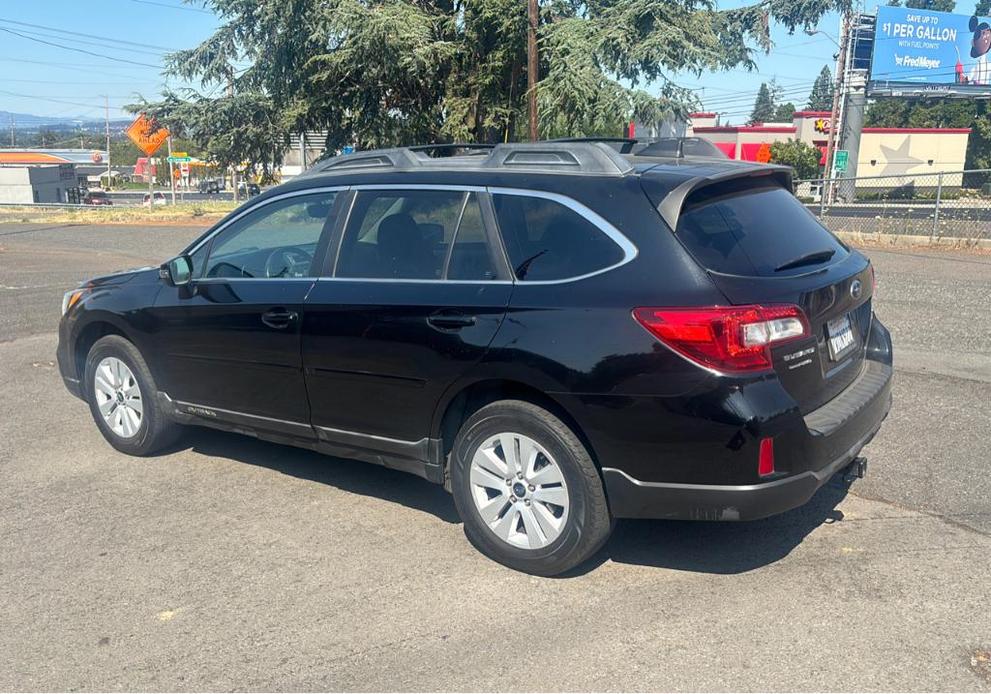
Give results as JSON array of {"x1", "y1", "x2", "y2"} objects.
[
  {"x1": 261, "y1": 308, "x2": 298, "y2": 329},
  {"x1": 427, "y1": 310, "x2": 476, "y2": 330}
]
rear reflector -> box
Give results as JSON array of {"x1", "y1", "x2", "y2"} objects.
[
  {"x1": 758, "y1": 437, "x2": 775, "y2": 477},
  {"x1": 632, "y1": 305, "x2": 810, "y2": 373}
]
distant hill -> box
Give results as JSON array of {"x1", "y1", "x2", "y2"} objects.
[{"x1": 0, "y1": 110, "x2": 132, "y2": 130}]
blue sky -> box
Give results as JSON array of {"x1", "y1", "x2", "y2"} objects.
[
  {"x1": 0, "y1": 0, "x2": 891, "y2": 127},
  {"x1": 0, "y1": 0, "x2": 218, "y2": 123}
]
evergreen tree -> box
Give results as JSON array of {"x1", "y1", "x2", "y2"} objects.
[
  {"x1": 136, "y1": 0, "x2": 853, "y2": 165},
  {"x1": 904, "y1": 0, "x2": 956, "y2": 11},
  {"x1": 748, "y1": 83, "x2": 776, "y2": 124},
  {"x1": 807, "y1": 66, "x2": 833, "y2": 111},
  {"x1": 976, "y1": 0, "x2": 990, "y2": 16},
  {"x1": 773, "y1": 102, "x2": 797, "y2": 121}
]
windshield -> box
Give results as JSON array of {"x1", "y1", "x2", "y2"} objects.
[{"x1": 675, "y1": 183, "x2": 848, "y2": 277}]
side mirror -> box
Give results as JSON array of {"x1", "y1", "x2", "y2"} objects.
[{"x1": 160, "y1": 255, "x2": 193, "y2": 286}]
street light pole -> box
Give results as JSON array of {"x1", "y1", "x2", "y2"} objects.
[{"x1": 527, "y1": 0, "x2": 539, "y2": 142}]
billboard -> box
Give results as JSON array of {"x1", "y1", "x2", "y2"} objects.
[{"x1": 868, "y1": 6, "x2": 991, "y2": 97}]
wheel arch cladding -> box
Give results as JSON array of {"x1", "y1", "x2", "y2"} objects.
[
  {"x1": 435, "y1": 379, "x2": 601, "y2": 474},
  {"x1": 74, "y1": 320, "x2": 130, "y2": 383}
]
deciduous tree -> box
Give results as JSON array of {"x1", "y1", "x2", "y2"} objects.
[{"x1": 770, "y1": 139, "x2": 822, "y2": 178}]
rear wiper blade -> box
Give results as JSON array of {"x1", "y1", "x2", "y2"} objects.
[{"x1": 774, "y1": 249, "x2": 835, "y2": 272}]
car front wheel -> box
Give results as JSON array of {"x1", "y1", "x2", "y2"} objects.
[
  {"x1": 450, "y1": 400, "x2": 612, "y2": 576},
  {"x1": 84, "y1": 335, "x2": 180, "y2": 456}
]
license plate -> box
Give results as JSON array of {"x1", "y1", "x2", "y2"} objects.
[{"x1": 826, "y1": 315, "x2": 855, "y2": 360}]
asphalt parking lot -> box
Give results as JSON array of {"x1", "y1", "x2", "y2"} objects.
[{"x1": 1, "y1": 222, "x2": 989, "y2": 691}]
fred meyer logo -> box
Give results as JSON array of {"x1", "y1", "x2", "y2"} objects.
[{"x1": 894, "y1": 53, "x2": 942, "y2": 69}]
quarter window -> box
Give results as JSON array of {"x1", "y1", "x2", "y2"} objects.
[
  {"x1": 492, "y1": 194, "x2": 626, "y2": 281},
  {"x1": 202, "y1": 193, "x2": 337, "y2": 279},
  {"x1": 336, "y1": 190, "x2": 498, "y2": 280}
]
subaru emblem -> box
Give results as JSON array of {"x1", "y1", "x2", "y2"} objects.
[{"x1": 850, "y1": 279, "x2": 862, "y2": 299}]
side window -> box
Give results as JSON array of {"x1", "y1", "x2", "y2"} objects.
[
  {"x1": 492, "y1": 194, "x2": 626, "y2": 281},
  {"x1": 202, "y1": 192, "x2": 337, "y2": 279},
  {"x1": 447, "y1": 194, "x2": 498, "y2": 281},
  {"x1": 336, "y1": 189, "x2": 495, "y2": 280}
]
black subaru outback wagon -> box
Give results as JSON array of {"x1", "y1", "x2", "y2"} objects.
[{"x1": 57, "y1": 142, "x2": 892, "y2": 575}]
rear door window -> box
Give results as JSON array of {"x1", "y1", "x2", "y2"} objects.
[
  {"x1": 492, "y1": 194, "x2": 626, "y2": 281},
  {"x1": 335, "y1": 189, "x2": 500, "y2": 281},
  {"x1": 675, "y1": 183, "x2": 848, "y2": 276}
]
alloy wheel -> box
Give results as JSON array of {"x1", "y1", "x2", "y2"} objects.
[
  {"x1": 469, "y1": 432, "x2": 570, "y2": 549},
  {"x1": 93, "y1": 356, "x2": 143, "y2": 438}
]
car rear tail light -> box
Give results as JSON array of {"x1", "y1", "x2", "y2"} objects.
[
  {"x1": 868, "y1": 264, "x2": 877, "y2": 297},
  {"x1": 758, "y1": 437, "x2": 775, "y2": 477},
  {"x1": 632, "y1": 305, "x2": 810, "y2": 373}
]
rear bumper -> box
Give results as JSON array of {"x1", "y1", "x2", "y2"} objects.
[
  {"x1": 602, "y1": 319, "x2": 894, "y2": 521},
  {"x1": 602, "y1": 402, "x2": 887, "y2": 521}
]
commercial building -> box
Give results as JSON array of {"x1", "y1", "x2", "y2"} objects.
[
  {"x1": 688, "y1": 111, "x2": 970, "y2": 184},
  {"x1": 0, "y1": 149, "x2": 110, "y2": 189},
  {"x1": 0, "y1": 164, "x2": 76, "y2": 204}
]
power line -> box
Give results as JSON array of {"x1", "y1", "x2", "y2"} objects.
[
  {"x1": 0, "y1": 88, "x2": 132, "y2": 113},
  {"x1": 0, "y1": 55, "x2": 153, "y2": 76},
  {"x1": 0, "y1": 26, "x2": 162, "y2": 68},
  {"x1": 0, "y1": 17, "x2": 178, "y2": 51},
  {"x1": 126, "y1": 0, "x2": 212, "y2": 14},
  {"x1": 1, "y1": 77, "x2": 154, "y2": 86},
  {"x1": 702, "y1": 83, "x2": 820, "y2": 111},
  {"x1": 0, "y1": 27, "x2": 169, "y2": 58}
]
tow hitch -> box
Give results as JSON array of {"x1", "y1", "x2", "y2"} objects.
[{"x1": 843, "y1": 457, "x2": 868, "y2": 483}]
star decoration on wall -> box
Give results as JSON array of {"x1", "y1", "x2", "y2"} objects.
[{"x1": 878, "y1": 136, "x2": 926, "y2": 175}]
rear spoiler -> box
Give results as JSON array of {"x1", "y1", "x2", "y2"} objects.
[{"x1": 653, "y1": 164, "x2": 793, "y2": 230}]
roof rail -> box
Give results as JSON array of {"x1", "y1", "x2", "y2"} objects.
[
  {"x1": 548, "y1": 137, "x2": 639, "y2": 154},
  {"x1": 316, "y1": 142, "x2": 633, "y2": 176},
  {"x1": 407, "y1": 143, "x2": 494, "y2": 156},
  {"x1": 636, "y1": 137, "x2": 728, "y2": 159}
]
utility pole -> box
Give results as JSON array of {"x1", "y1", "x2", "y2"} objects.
[
  {"x1": 836, "y1": 12, "x2": 872, "y2": 202},
  {"x1": 104, "y1": 95, "x2": 111, "y2": 190},
  {"x1": 167, "y1": 135, "x2": 176, "y2": 205},
  {"x1": 228, "y1": 76, "x2": 239, "y2": 203},
  {"x1": 527, "y1": 0, "x2": 539, "y2": 142},
  {"x1": 9, "y1": 114, "x2": 14, "y2": 147},
  {"x1": 823, "y1": 13, "x2": 849, "y2": 202}
]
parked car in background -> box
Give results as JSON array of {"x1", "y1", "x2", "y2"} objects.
[
  {"x1": 56, "y1": 141, "x2": 892, "y2": 576},
  {"x1": 238, "y1": 181, "x2": 261, "y2": 197},
  {"x1": 142, "y1": 192, "x2": 167, "y2": 207},
  {"x1": 82, "y1": 191, "x2": 112, "y2": 206},
  {"x1": 197, "y1": 179, "x2": 223, "y2": 194}
]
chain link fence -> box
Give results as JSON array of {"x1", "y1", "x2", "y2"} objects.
[{"x1": 795, "y1": 169, "x2": 991, "y2": 247}]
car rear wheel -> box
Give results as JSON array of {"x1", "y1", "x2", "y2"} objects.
[
  {"x1": 450, "y1": 400, "x2": 612, "y2": 576},
  {"x1": 84, "y1": 335, "x2": 180, "y2": 456}
]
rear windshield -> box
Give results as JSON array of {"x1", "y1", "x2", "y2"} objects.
[{"x1": 675, "y1": 182, "x2": 847, "y2": 276}]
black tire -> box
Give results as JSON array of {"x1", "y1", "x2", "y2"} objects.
[
  {"x1": 83, "y1": 335, "x2": 181, "y2": 456},
  {"x1": 450, "y1": 400, "x2": 612, "y2": 576}
]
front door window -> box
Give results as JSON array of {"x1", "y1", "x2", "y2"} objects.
[{"x1": 201, "y1": 193, "x2": 338, "y2": 279}]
